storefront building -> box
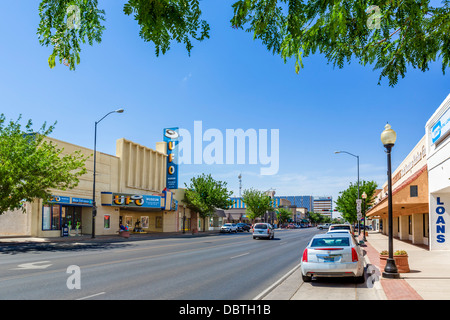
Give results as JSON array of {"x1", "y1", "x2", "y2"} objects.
[
  {"x1": 0, "y1": 136, "x2": 184, "y2": 237},
  {"x1": 366, "y1": 135, "x2": 429, "y2": 246},
  {"x1": 367, "y1": 93, "x2": 450, "y2": 251},
  {"x1": 426, "y1": 93, "x2": 450, "y2": 250}
]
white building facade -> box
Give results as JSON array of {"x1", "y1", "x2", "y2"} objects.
[{"x1": 426, "y1": 93, "x2": 450, "y2": 250}]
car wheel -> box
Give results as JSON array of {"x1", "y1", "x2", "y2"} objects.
[{"x1": 302, "y1": 275, "x2": 312, "y2": 282}]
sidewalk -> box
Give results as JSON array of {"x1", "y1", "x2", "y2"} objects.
[
  {"x1": 361, "y1": 231, "x2": 450, "y2": 300},
  {"x1": 263, "y1": 231, "x2": 450, "y2": 300}
]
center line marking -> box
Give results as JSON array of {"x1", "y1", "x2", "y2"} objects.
[
  {"x1": 76, "y1": 292, "x2": 106, "y2": 300},
  {"x1": 230, "y1": 252, "x2": 249, "y2": 259}
]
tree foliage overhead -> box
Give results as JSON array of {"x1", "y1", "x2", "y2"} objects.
[
  {"x1": 36, "y1": 0, "x2": 449, "y2": 86},
  {"x1": 231, "y1": 0, "x2": 450, "y2": 86},
  {"x1": 334, "y1": 180, "x2": 378, "y2": 223},
  {"x1": 0, "y1": 115, "x2": 88, "y2": 214}
]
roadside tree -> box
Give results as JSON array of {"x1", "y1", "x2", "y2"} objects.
[
  {"x1": 183, "y1": 173, "x2": 233, "y2": 232},
  {"x1": 0, "y1": 114, "x2": 88, "y2": 214},
  {"x1": 335, "y1": 180, "x2": 378, "y2": 224},
  {"x1": 241, "y1": 188, "x2": 274, "y2": 224}
]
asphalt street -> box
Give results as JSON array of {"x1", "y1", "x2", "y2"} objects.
[{"x1": 0, "y1": 228, "x2": 320, "y2": 300}]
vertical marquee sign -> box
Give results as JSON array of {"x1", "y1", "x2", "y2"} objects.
[{"x1": 164, "y1": 127, "x2": 179, "y2": 189}]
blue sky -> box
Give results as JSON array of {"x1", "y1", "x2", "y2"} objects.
[{"x1": 0, "y1": 1, "x2": 449, "y2": 213}]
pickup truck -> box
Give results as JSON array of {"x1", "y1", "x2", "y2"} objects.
[{"x1": 317, "y1": 223, "x2": 331, "y2": 230}]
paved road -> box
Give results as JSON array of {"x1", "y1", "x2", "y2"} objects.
[{"x1": 0, "y1": 228, "x2": 319, "y2": 300}]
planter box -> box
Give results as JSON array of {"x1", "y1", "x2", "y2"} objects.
[
  {"x1": 119, "y1": 231, "x2": 130, "y2": 238},
  {"x1": 379, "y1": 254, "x2": 410, "y2": 273}
]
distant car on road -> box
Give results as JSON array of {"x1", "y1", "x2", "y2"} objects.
[
  {"x1": 252, "y1": 223, "x2": 275, "y2": 240},
  {"x1": 328, "y1": 224, "x2": 354, "y2": 236},
  {"x1": 236, "y1": 223, "x2": 251, "y2": 232},
  {"x1": 300, "y1": 233, "x2": 365, "y2": 283},
  {"x1": 220, "y1": 223, "x2": 238, "y2": 233},
  {"x1": 317, "y1": 223, "x2": 331, "y2": 230}
]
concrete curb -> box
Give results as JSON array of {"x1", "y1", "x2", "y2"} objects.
[{"x1": 253, "y1": 263, "x2": 301, "y2": 300}]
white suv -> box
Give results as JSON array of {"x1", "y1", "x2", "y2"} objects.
[{"x1": 221, "y1": 223, "x2": 238, "y2": 233}]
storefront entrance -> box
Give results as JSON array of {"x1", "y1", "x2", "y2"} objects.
[{"x1": 42, "y1": 204, "x2": 86, "y2": 235}]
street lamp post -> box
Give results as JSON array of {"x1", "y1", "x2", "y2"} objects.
[
  {"x1": 362, "y1": 191, "x2": 367, "y2": 242},
  {"x1": 92, "y1": 109, "x2": 124, "y2": 238},
  {"x1": 335, "y1": 150, "x2": 360, "y2": 235},
  {"x1": 380, "y1": 123, "x2": 400, "y2": 279}
]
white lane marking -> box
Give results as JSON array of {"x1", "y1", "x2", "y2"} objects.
[
  {"x1": 12, "y1": 261, "x2": 52, "y2": 270},
  {"x1": 230, "y1": 252, "x2": 250, "y2": 259},
  {"x1": 76, "y1": 292, "x2": 106, "y2": 300}
]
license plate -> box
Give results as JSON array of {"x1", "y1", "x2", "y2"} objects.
[{"x1": 317, "y1": 254, "x2": 334, "y2": 262}]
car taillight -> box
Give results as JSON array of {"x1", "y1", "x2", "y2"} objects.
[
  {"x1": 351, "y1": 247, "x2": 358, "y2": 262},
  {"x1": 302, "y1": 249, "x2": 308, "y2": 262}
]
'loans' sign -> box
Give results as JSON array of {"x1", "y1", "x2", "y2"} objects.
[{"x1": 431, "y1": 194, "x2": 450, "y2": 250}]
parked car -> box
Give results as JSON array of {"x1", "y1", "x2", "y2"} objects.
[
  {"x1": 327, "y1": 229, "x2": 351, "y2": 235},
  {"x1": 252, "y1": 223, "x2": 275, "y2": 240},
  {"x1": 300, "y1": 233, "x2": 365, "y2": 283},
  {"x1": 317, "y1": 223, "x2": 331, "y2": 230},
  {"x1": 328, "y1": 224, "x2": 354, "y2": 236},
  {"x1": 236, "y1": 223, "x2": 251, "y2": 232},
  {"x1": 220, "y1": 223, "x2": 238, "y2": 233}
]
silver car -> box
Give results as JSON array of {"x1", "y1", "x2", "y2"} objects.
[
  {"x1": 300, "y1": 233, "x2": 364, "y2": 283},
  {"x1": 252, "y1": 223, "x2": 275, "y2": 240}
]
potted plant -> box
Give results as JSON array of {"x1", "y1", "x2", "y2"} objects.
[{"x1": 379, "y1": 250, "x2": 410, "y2": 273}]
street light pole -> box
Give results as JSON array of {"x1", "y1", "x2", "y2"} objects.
[
  {"x1": 381, "y1": 123, "x2": 399, "y2": 279},
  {"x1": 362, "y1": 191, "x2": 367, "y2": 242},
  {"x1": 335, "y1": 150, "x2": 360, "y2": 235},
  {"x1": 92, "y1": 109, "x2": 124, "y2": 238}
]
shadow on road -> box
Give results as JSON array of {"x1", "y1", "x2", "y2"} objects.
[{"x1": 0, "y1": 242, "x2": 133, "y2": 255}]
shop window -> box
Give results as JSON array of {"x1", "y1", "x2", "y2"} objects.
[
  {"x1": 43, "y1": 205, "x2": 83, "y2": 231},
  {"x1": 42, "y1": 205, "x2": 51, "y2": 230},
  {"x1": 104, "y1": 215, "x2": 111, "y2": 229},
  {"x1": 410, "y1": 185, "x2": 418, "y2": 197}
]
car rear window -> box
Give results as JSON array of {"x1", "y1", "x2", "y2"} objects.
[
  {"x1": 254, "y1": 224, "x2": 268, "y2": 229},
  {"x1": 310, "y1": 237, "x2": 350, "y2": 247}
]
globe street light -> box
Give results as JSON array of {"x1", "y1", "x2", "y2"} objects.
[
  {"x1": 335, "y1": 150, "x2": 360, "y2": 235},
  {"x1": 380, "y1": 123, "x2": 400, "y2": 279},
  {"x1": 92, "y1": 109, "x2": 124, "y2": 238}
]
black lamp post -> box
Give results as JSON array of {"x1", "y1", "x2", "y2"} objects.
[
  {"x1": 335, "y1": 150, "x2": 360, "y2": 235},
  {"x1": 92, "y1": 109, "x2": 124, "y2": 238},
  {"x1": 362, "y1": 191, "x2": 367, "y2": 242},
  {"x1": 380, "y1": 123, "x2": 400, "y2": 279}
]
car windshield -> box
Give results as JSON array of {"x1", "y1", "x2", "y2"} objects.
[
  {"x1": 224, "y1": 224, "x2": 231, "y2": 226},
  {"x1": 310, "y1": 237, "x2": 350, "y2": 247},
  {"x1": 254, "y1": 224, "x2": 268, "y2": 229}
]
